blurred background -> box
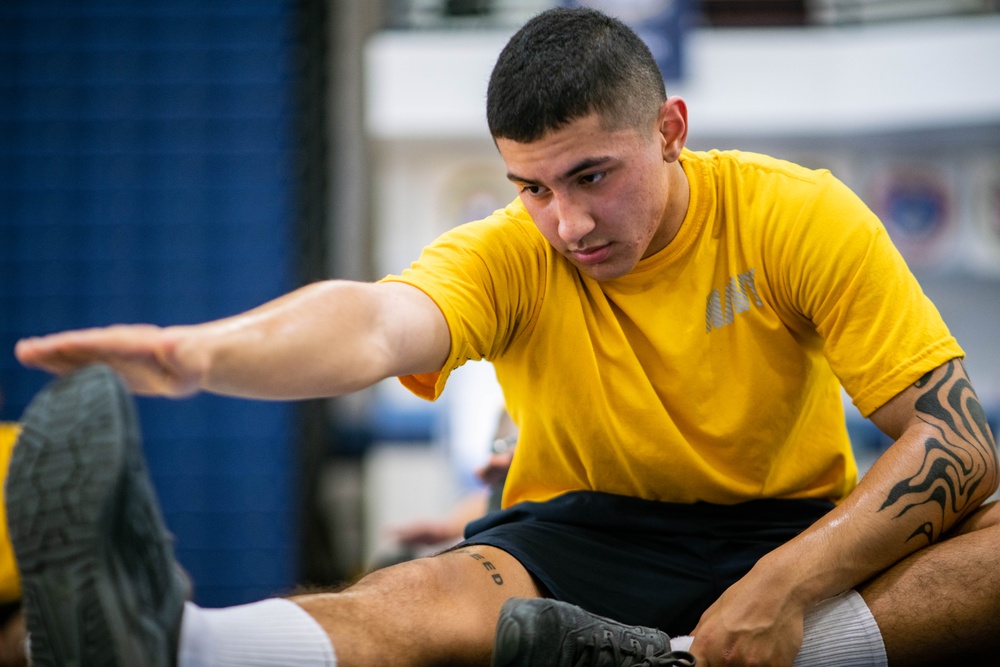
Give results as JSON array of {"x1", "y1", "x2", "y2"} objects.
[{"x1": 1, "y1": 0, "x2": 999, "y2": 607}]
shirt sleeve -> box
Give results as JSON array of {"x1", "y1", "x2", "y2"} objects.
[
  {"x1": 775, "y1": 172, "x2": 963, "y2": 417},
  {"x1": 379, "y1": 202, "x2": 546, "y2": 400}
]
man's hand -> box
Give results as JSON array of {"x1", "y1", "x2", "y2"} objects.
[
  {"x1": 14, "y1": 325, "x2": 203, "y2": 397},
  {"x1": 689, "y1": 359, "x2": 999, "y2": 666},
  {"x1": 689, "y1": 565, "x2": 807, "y2": 667}
]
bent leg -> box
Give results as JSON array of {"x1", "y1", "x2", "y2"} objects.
[
  {"x1": 293, "y1": 545, "x2": 543, "y2": 667},
  {"x1": 859, "y1": 500, "x2": 1000, "y2": 666}
]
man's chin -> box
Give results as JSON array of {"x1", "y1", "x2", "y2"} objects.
[{"x1": 574, "y1": 260, "x2": 633, "y2": 282}]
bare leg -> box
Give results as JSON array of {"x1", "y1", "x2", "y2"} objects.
[
  {"x1": 293, "y1": 545, "x2": 542, "y2": 667},
  {"x1": 860, "y1": 500, "x2": 1000, "y2": 666}
]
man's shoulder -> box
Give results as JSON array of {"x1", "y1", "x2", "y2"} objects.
[
  {"x1": 444, "y1": 198, "x2": 544, "y2": 248},
  {"x1": 682, "y1": 148, "x2": 832, "y2": 187}
]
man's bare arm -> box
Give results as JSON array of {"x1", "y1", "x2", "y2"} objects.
[
  {"x1": 14, "y1": 280, "x2": 451, "y2": 400},
  {"x1": 691, "y1": 358, "x2": 999, "y2": 666},
  {"x1": 749, "y1": 357, "x2": 996, "y2": 598},
  {"x1": 869, "y1": 358, "x2": 998, "y2": 544}
]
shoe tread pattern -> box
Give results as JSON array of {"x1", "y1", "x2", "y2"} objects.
[{"x1": 4, "y1": 365, "x2": 183, "y2": 667}]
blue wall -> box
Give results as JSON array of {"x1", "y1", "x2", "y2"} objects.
[{"x1": 0, "y1": 1, "x2": 300, "y2": 606}]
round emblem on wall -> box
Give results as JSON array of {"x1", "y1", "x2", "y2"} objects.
[{"x1": 869, "y1": 163, "x2": 956, "y2": 269}]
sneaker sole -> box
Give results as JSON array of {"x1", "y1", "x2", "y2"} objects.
[{"x1": 4, "y1": 365, "x2": 184, "y2": 667}]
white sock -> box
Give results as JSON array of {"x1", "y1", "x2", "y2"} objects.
[
  {"x1": 179, "y1": 599, "x2": 337, "y2": 667},
  {"x1": 793, "y1": 590, "x2": 887, "y2": 667},
  {"x1": 673, "y1": 590, "x2": 885, "y2": 665},
  {"x1": 670, "y1": 634, "x2": 694, "y2": 652}
]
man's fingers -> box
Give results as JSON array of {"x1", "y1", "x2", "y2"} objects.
[
  {"x1": 14, "y1": 338, "x2": 94, "y2": 374},
  {"x1": 12, "y1": 325, "x2": 198, "y2": 397}
]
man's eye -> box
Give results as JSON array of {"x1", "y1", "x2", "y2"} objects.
[{"x1": 581, "y1": 172, "x2": 604, "y2": 185}]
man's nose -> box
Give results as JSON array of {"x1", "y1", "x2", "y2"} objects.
[{"x1": 555, "y1": 196, "x2": 595, "y2": 246}]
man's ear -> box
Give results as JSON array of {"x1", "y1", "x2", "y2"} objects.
[{"x1": 658, "y1": 96, "x2": 688, "y2": 163}]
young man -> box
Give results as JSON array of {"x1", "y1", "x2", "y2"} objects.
[{"x1": 8, "y1": 7, "x2": 1000, "y2": 667}]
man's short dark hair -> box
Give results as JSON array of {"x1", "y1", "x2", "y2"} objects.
[{"x1": 487, "y1": 7, "x2": 667, "y2": 143}]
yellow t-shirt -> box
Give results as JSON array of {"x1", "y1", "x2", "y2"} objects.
[
  {"x1": 383, "y1": 149, "x2": 963, "y2": 508},
  {"x1": 0, "y1": 422, "x2": 21, "y2": 603}
]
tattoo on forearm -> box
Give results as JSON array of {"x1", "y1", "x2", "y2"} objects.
[
  {"x1": 457, "y1": 549, "x2": 505, "y2": 585},
  {"x1": 879, "y1": 360, "x2": 998, "y2": 544}
]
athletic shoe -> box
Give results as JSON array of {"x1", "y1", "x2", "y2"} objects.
[
  {"x1": 4, "y1": 365, "x2": 186, "y2": 666},
  {"x1": 492, "y1": 597, "x2": 697, "y2": 667}
]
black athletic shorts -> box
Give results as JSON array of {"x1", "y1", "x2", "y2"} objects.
[{"x1": 458, "y1": 490, "x2": 834, "y2": 635}]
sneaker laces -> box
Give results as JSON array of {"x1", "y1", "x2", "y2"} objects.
[
  {"x1": 572, "y1": 631, "x2": 697, "y2": 667},
  {"x1": 642, "y1": 652, "x2": 697, "y2": 667}
]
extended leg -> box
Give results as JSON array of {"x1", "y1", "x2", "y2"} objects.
[
  {"x1": 180, "y1": 544, "x2": 541, "y2": 667},
  {"x1": 294, "y1": 545, "x2": 542, "y2": 666},
  {"x1": 5, "y1": 365, "x2": 543, "y2": 667}
]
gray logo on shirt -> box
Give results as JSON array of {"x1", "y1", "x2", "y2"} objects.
[{"x1": 706, "y1": 269, "x2": 763, "y2": 332}]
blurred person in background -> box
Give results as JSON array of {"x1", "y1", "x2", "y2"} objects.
[{"x1": 384, "y1": 415, "x2": 516, "y2": 563}]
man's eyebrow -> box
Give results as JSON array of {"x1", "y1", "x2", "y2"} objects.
[
  {"x1": 563, "y1": 156, "x2": 614, "y2": 178},
  {"x1": 505, "y1": 170, "x2": 534, "y2": 184},
  {"x1": 506, "y1": 156, "x2": 615, "y2": 185}
]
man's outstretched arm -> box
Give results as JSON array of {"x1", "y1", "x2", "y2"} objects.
[
  {"x1": 15, "y1": 280, "x2": 451, "y2": 400},
  {"x1": 691, "y1": 358, "x2": 999, "y2": 666}
]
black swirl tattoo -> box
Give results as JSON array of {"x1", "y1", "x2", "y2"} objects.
[{"x1": 879, "y1": 360, "x2": 997, "y2": 544}]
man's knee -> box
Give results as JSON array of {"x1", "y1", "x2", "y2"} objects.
[
  {"x1": 344, "y1": 545, "x2": 537, "y2": 604},
  {"x1": 341, "y1": 555, "x2": 449, "y2": 601}
]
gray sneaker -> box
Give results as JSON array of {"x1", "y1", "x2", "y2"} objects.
[
  {"x1": 492, "y1": 598, "x2": 696, "y2": 667},
  {"x1": 4, "y1": 365, "x2": 186, "y2": 666}
]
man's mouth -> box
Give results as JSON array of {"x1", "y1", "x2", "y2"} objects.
[{"x1": 570, "y1": 243, "x2": 612, "y2": 265}]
